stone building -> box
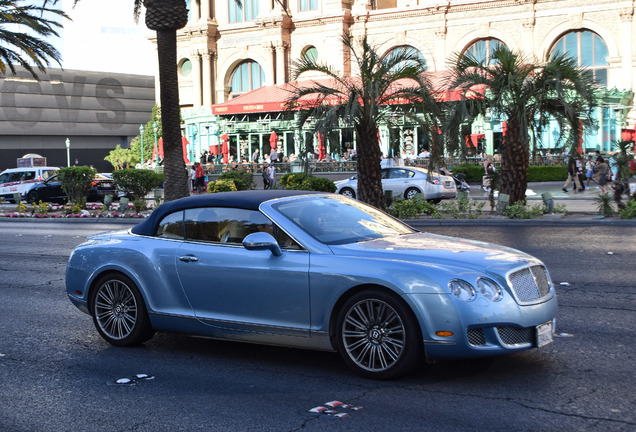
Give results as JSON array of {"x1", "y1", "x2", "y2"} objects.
[{"x1": 176, "y1": 0, "x2": 635, "y2": 163}]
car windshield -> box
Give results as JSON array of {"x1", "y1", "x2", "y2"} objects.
[{"x1": 273, "y1": 195, "x2": 415, "y2": 245}]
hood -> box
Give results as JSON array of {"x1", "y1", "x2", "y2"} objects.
[{"x1": 329, "y1": 232, "x2": 541, "y2": 274}]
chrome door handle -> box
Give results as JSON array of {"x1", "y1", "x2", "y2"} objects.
[{"x1": 179, "y1": 256, "x2": 199, "y2": 262}]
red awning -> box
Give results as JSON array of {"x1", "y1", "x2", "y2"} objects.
[
  {"x1": 211, "y1": 72, "x2": 477, "y2": 115},
  {"x1": 622, "y1": 128, "x2": 636, "y2": 142}
]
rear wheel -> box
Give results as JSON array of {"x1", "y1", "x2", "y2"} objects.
[
  {"x1": 340, "y1": 187, "x2": 356, "y2": 199},
  {"x1": 90, "y1": 273, "x2": 155, "y2": 346},
  {"x1": 335, "y1": 289, "x2": 422, "y2": 379}
]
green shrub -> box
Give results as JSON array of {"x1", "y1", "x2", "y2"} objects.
[
  {"x1": 219, "y1": 170, "x2": 254, "y2": 190},
  {"x1": 57, "y1": 166, "x2": 96, "y2": 206},
  {"x1": 503, "y1": 201, "x2": 544, "y2": 219},
  {"x1": 388, "y1": 196, "x2": 440, "y2": 219},
  {"x1": 112, "y1": 169, "x2": 163, "y2": 201},
  {"x1": 280, "y1": 173, "x2": 336, "y2": 192},
  {"x1": 207, "y1": 179, "x2": 238, "y2": 193},
  {"x1": 594, "y1": 192, "x2": 617, "y2": 218},
  {"x1": 526, "y1": 166, "x2": 568, "y2": 182},
  {"x1": 619, "y1": 199, "x2": 636, "y2": 219}
]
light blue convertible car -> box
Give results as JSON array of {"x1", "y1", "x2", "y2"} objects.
[{"x1": 66, "y1": 190, "x2": 557, "y2": 379}]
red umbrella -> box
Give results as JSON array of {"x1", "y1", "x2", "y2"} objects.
[
  {"x1": 182, "y1": 136, "x2": 191, "y2": 164},
  {"x1": 318, "y1": 132, "x2": 326, "y2": 160},
  {"x1": 221, "y1": 134, "x2": 229, "y2": 164},
  {"x1": 269, "y1": 131, "x2": 277, "y2": 152},
  {"x1": 209, "y1": 142, "x2": 219, "y2": 155}
]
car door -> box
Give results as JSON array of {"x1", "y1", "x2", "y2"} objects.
[
  {"x1": 384, "y1": 168, "x2": 411, "y2": 197},
  {"x1": 174, "y1": 207, "x2": 311, "y2": 338}
]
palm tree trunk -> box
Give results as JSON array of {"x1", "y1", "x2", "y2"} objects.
[
  {"x1": 155, "y1": 30, "x2": 189, "y2": 202},
  {"x1": 144, "y1": 0, "x2": 189, "y2": 202},
  {"x1": 499, "y1": 120, "x2": 529, "y2": 204},
  {"x1": 355, "y1": 121, "x2": 385, "y2": 210}
]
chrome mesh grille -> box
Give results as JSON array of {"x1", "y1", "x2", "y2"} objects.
[
  {"x1": 508, "y1": 265, "x2": 552, "y2": 303},
  {"x1": 467, "y1": 328, "x2": 486, "y2": 346},
  {"x1": 497, "y1": 326, "x2": 534, "y2": 346}
]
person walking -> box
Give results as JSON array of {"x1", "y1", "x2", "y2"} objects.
[
  {"x1": 252, "y1": 148, "x2": 260, "y2": 163},
  {"x1": 596, "y1": 159, "x2": 610, "y2": 193},
  {"x1": 562, "y1": 155, "x2": 583, "y2": 192},
  {"x1": 585, "y1": 155, "x2": 597, "y2": 187},
  {"x1": 267, "y1": 163, "x2": 276, "y2": 188},
  {"x1": 194, "y1": 162, "x2": 205, "y2": 194},
  {"x1": 189, "y1": 165, "x2": 196, "y2": 193},
  {"x1": 261, "y1": 164, "x2": 270, "y2": 189}
]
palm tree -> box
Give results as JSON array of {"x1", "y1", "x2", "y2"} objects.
[
  {"x1": 0, "y1": 0, "x2": 67, "y2": 77},
  {"x1": 449, "y1": 46, "x2": 597, "y2": 204},
  {"x1": 64, "y1": 0, "x2": 190, "y2": 202},
  {"x1": 286, "y1": 32, "x2": 439, "y2": 210}
]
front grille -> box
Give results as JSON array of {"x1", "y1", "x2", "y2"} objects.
[
  {"x1": 467, "y1": 328, "x2": 486, "y2": 346},
  {"x1": 508, "y1": 265, "x2": 552, "y2": 303},
  {"x1": 497, "y1": 326, "x2": 534, "y2": 347}
]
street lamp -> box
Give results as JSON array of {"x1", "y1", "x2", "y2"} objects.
[
  {"x1": 152, "y1": 122, "x2": 159, "y2": 168},
  {"x1": 139, "y1": 125, "x2": 145, "y2": 166},
  {"x1": 65, "y1": 138, "x2": 70, "y2": 167}
]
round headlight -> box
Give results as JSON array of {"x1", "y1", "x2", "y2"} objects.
[
  {"x1": 448, "y1": 279, "x2": 476, "y2": 302},
  {"x1": 477, "y1": 278, "x2": 503, "y2": 302}
]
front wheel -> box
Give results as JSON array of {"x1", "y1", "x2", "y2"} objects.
[
  {"x1": 404, "y1": 187, "x2": 420, "y2": 200},
  {"x1": 26, "y1": 191, "x2": 39, "y2": 204},
  {"x1": 90, "y1": 273, "x2": 155, "y2": 346},
  {"x1": 335, "y1": 289, "x2": 422, "y2": 379},
  {"x1": 339, "y1": 187, "x2": 356, "y2": 199}
]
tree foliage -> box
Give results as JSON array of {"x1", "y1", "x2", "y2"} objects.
[
  {"x1": 56, "y1": 165, "x2": 96, "y2": 206},
  {"x1": 286, "y1": 31, "x2": 440, "y2": 210},
  {"x1": 449, "y1": 45, "x2": 598, "y2": 204},
  {"x1": 112, "y1": 168, "x2": 163, "y2": 200},
  {"x1": 0, "y1": 0, "x2": 68, "y2": 77}
]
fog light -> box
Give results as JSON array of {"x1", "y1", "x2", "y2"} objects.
[{"x1": 436, "y1": 331, "x2": 454, "y2": 337}]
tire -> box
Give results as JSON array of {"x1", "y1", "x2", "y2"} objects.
[
  {"x1": 26, "y1": 191, "x2": 39, "y2": 204},
  {"x1": 335, "y1": 289, "x2": 422, "y2": 379},
  {"x1": 404, "y1": 187, "x2": 420, "y2": 200},
  {"x1": 340, "y1": 187, "x2": 356, "y2": 199},
  {"x1": 90, "y1": 273, "x2": 155, "y2": 346}
]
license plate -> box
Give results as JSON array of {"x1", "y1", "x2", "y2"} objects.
[
  {"x1": 100, "y1": 183, "x2": 113, "y2": 188},
  {"x1": 536, "y1": 321, "x2": 553, "y2": 347}
]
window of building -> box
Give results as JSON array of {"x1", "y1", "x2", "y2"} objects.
[
  {"x1": 230, "y1": 61, "x2": 266, "y2": 96},
  {"x1": 302, "y1": 46, "x2": 318, "y2": 62},
  {"x1": 229, "y1": 0, "x2": 259, "y2": 23},
  {"x1": 463, "y1": 38, "x2": 505, "y2": 65},
  {"x1": 550, "y1": 30, "x2": 609, "y2": 86},
  {"x1": 179, "y1": 59, "x2": 192, "y2": 77},
  {"x1": 384, "y1": 45, "x2": 427, "y2": 71},
  {"x1": 299, "y1": 0, "x2": 318, "y2": 11}
]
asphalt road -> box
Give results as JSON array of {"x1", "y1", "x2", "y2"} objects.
[{"x1": 0, "y1": 220, "x2": 634, "y2": 432}]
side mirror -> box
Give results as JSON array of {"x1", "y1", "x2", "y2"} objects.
[{"x1": 243, "y1": 232, "x2": 282, "y2": 256}]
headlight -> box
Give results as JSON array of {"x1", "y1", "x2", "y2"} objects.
[
  {"x1": 476, "y1": 278, "x2": 503, "y2": 302},
  {"x1": 448, "y1": 279, "x2": 475, "y2": 301}
]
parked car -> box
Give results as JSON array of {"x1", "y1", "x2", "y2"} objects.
[
  {"x1": 334, "y1": 166, "x2": 457, "y2": 202},
  {"x1": 0, "y1": 166, "x2": 59, "y2": 201},
  {"x1": 25, "y1": 173, "x2": 117, "y2": 204},
  {"x1": 66, "y1": 190, "x2": 557, "y2": 379}
]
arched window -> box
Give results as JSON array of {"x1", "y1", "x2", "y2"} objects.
[
  {"x1": 463, "y1": 38, "x2": 505, "y2": 65},
  {"x1": 229, "y1": 0, "x2": 259, "y2": 23},
  {"x1": 385, "y1": 45, "x2": 427, "y2": 71},
  {"x1": 302, "y1": 46, "x2": 318, "y2": 62},
  {"x1": 179, "y1": 59, "x2": 192, "y2": 78},
  {"x1": 230, "y1": 61, "x2": 266, "y2": 97},
  {"x1": 550, "y1": 30, "x2": 609, "y2": 86}
]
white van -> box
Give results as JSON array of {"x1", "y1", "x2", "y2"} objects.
[{"x1": 0, "y1": 167, "x2": 59, "y2": 201}]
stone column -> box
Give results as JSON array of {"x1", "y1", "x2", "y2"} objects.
[
  {"x1": 202, "y1": 50, "x2": 215, "y2": 107},
  {"x1": 265, "y1": 43, "x2": 276, "y2": 85},
  {"x1": 201, "y1": 0, "x2": 211, "y2": 20},
  {"x1": 191, "y1": 51, "x2": 203, "y2": 108},
  {"x1": 190, "y1": 0, "x2": 201, "y2": 21},
  {"x1": 620, "y1": 8, "x2": 633, "y2": 89},
  {"x1": 275, "y1": 41, "x2": 288, "y2": 84}
]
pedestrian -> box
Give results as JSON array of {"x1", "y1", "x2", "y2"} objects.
[
  {"x1": 596, "y1": 159, "x2": 610, "y2": 193},
  {"x1": 252, "y1": 148, "x2": 260, "y2": 163},
  {"x1": 262, "y1": 164, "x2": 270, "y2": 189},
  {"x1": 562, "y1": 155, "x2": 583, "y2": 192},
  {"x1": 585, "y1": 155, "x2": 597, "y2": 186},
  {"x1": 267, "y1": 163, "x2": 276, "y2": 188},
  {"x1": 482, "y1": 155, "x2": 495, "y2": 192},
  {"x1": 270, "y1": 148, "x2": 279, "y2": 164},
  {"x1": 194, "y1": 162, "x2": 205, "y2": 193},
  {"x1": 189, "y1": 165, "x2": 196, "y2": 193}
]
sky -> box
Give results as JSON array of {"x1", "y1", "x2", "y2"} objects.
[{"x1": 56, "y1": 0, "x2": 157, "y2": 76}]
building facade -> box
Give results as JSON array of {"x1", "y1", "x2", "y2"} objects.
[
  {"x1": 176, "y1": 0, "x2": 636, "y2": 163},
  {"x1": 0, "y1": 68, "x2": 155, "y2": 172}
]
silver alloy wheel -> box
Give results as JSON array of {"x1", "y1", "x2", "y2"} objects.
[
  {"x1": 405, "y1": 188, "x2": 419, "y2": 199},
  {"x1": 94, "y1": 279, "x2": 138, "y2": 340},
  {"x1": 340, "y1": 188, "x2": 355, "y2": 198},
  {"x1": 341, "y1": 298, "x2": 406, "y2": 372}
]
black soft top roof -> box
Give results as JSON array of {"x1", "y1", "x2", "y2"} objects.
[{"x1": 131, "y1": 189, "x2": 319, "y2": 236}]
